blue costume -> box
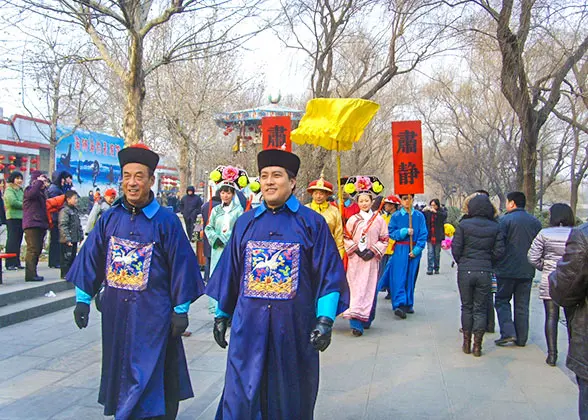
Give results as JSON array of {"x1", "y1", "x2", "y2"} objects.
[
  {"x1": 67, "y1": 198, "x2": 204, "y2": 419},
  {"x1": 383, "y1": 208, "x2": 427, "y2": 311},
  {"x1": 206, "y1": 194, "x2": 348, "y2": 419}
]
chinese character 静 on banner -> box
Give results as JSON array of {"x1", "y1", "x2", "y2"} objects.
[
  {"x1": 262, "y1": 116, "x2": 292, "y2": 152},
  {"x1": 392, "y1": 121, "x2": 424, "y2": 195}
]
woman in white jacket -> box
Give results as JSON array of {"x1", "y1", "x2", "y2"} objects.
[{"x1": 527, "y1": 203, "x2": 574, "y2": 366}]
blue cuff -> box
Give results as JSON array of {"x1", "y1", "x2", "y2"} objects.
[
  {"x1": 412, "y1": 246, "x2": 422, "y2": 257},
  {"x1": 316, "y1": 292, "x2": 339, "y2": 321},
  {"x1": 399, "y1": 228, "x2": 408, "y2": 239},
  {"x1": 174, "y1": 301, "x2": 191, "y2": 314},
  {"x1": 215, "y1": 307, "x2": 230, "y2": 318},
  {"x1": 75, "y1": 287, "x2": 92, "y2": 305}
]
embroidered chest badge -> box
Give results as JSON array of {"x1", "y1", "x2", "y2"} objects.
[
  {"x1": 243, "y1": 240, "x2": 301, "y2": 300},
  {"x1": 106, "y1": 236, "x2": 154, "y2": 291}
]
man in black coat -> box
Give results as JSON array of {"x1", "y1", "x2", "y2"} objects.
[
  {"x1": 423, "y1": 198, "x2": 447, "y2": 275},
  {"x1": 179, "y1": 186, "x2": 203, "y2": 242},
  {"x1": 494, "y1": 191, "x2": 541, "y2": 347},
  {"x1": 549, "y1": 223, "x2": 588, "y2": 419}
]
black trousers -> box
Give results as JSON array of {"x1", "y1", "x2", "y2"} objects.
[
  {"x1": 48, "y1": 225, "x2": 61, "y2": 267},
  {"x1": 5, "y1": 218, "x2": 23, "y2": 268},
  {"x1": 458, "y1": 270, "x2": 492, "y2": 332},
  {"x1": 185, "y1": 217, "x2": 195, "y2": 242},
  {"x1": 24, "y1": 228, "x2": 46, "y2": 280},
  {"x1": 60, "y1": 242, "x2": 78, "y2": 278}
]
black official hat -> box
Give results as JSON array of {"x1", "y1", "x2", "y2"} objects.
[
  {"x1": 257, "y1": 149, "x2": 301, "y2": 177},
  {"x1": 118, "y1": 143, "x2": 160, "y2": 173}
]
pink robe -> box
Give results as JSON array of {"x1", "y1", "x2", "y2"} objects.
[{"x1": 343, "y1": 212, "x2": 389, "y2": 322}]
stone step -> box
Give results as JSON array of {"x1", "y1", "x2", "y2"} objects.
[
  {"x1": 0, "y1": 279, "x2": 74, "y2": 308},
  {"x1": 0, "y1": 288, "x2": 76, "y2": 328}
]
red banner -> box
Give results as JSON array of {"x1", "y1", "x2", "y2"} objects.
[
  {"x1": 262, "y1": 116, "x2": 291, "y2": 152},
  {"x1": 392, "y1": 120, "x2": 424, "y2": 195}
]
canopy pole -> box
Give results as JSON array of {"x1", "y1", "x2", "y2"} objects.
[{"x1": 337, "y1": 146, "x2": 343, "y2": 217}]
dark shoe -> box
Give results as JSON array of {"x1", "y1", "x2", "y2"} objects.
[
  {"x1": 5, "y1": 266, "x2": 17, "y2": 271},
  {"x1": 16, "y1": 266, "x2": 25, "y2": 270},
  {"x1": 473, "y1": 331, "x2": 484, "y2": 357},
  {"x1": 352, "y1": 329, "x2": 363, "y2": 337},
  {"x1": 462, "y1": 331, "x2": 472, "y2": 354},
  {"x1": 25, "y1": 276, "x2": 44, "y2": 282},
  {"x1": 426, "y1": 271, "x2": 433, "y2": 275},
  {"x1": 515, "y1": 342, "x2": 526, "y2": 347},
  {"x1": 434, "y1": 270, "x2": 439, "y2": 274},
  {"x1": 384, "y1": 292, "x2": 391, "y2": 300},
  {"x1": 546, "y1": 353, "x2": 557, "y2": 366},
  {"x1": 394, "y1": 309, "x2": 407, "y2": 319},
  {"x1": 494, "y1": 336, "x2": 516, "y2": 346},
  {"x1": 404, "y1": 307, "x2": 414, "y2": 314}
]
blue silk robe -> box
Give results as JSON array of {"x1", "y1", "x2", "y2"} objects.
[
  {"x1": 382, "y1": 208, "x2": 428, "y2": 310},
  {"x1": 206, "y1": 195, "x2": 348, "y2": 420},
  {"x1": 67, "y1": 198, "x2": 204, "y2": 420}
]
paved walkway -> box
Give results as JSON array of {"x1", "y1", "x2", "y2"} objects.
[{"x1": 0, "y1": 256, "x2": 579, "y2": 419}]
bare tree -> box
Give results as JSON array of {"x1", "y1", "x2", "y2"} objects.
[
  {"x1": 0, "y1": 20, "x2": 99, "y2": 173},
  {"x1": 449, "y1": 0, "x2": 588, "y2": 210},
  {"x1": 5, "y1": 0, "x2": 269, "y2": 146}
]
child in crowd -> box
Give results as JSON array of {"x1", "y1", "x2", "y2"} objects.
[{"x1": 58, "y1": 190, "x2": 83, "y2": 279}]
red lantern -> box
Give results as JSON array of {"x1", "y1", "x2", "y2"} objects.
[
  {"x1": 30, "y1": 158, "x2": 37, "y2": 164},
  {"x1": 21, "y1": 157, "x2": 28, "y2": 163},
  {"x1": 9, "y1": 156, "x2": 16, "y2": 161},
  {"x1": 20, "y1": 166, "x2": 27, "y2": 172},
  {"x1": 0, "y1": 155, "x2": 4, "y2": 161},
  {"x1": 0, "y1": 164, "x2": 5, "y2": 171},
  {"x1": 8, "y1": 164, "x2": 16, "y2": 171}
]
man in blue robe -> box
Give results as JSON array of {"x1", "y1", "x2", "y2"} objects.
[
  {"x1": 206, "y1": 149, "x2": 348, "y2": 419},
  {"x1": 386, "y1": 194, "x2": 427, "y2": 319},
  {"x1": 67, "y1": 144, "x2": 205, "y2": 420}
]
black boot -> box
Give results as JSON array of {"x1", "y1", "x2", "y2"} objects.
[
  {"x1": 462, "y1": 331, "x2": 472, "y2": 354},
  {"x1": 544, "y1": 300, "x2": 559, "y2": 366},
  {"x1": 472, "y1": 331, "x2": 484, "y2": 357}
]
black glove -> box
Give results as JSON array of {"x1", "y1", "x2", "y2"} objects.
[
  {"x1": 355, "y1": 249, "x2": 366, "y2": 258},
  {"x1": 73, "y1": 302, "x2": 90, "y2": 329},
  {"x1": 310, "y1": 316, "x2": 334, "y2": 352},
  {"x1": 171, "y1": 312, "x2": 189, "y2": 337},
  {"x1": 213, "y1": 317, "x2": 229, "y2": 349},
  {"x1": 362, "y1": 250, "x2": 375, "y2": 261}
]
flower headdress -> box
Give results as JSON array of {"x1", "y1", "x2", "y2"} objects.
[
  {"x1": 343, "y1": 175, "x2": 384, "y2": 198},
  {"x1": 209, "y1": 165, "x2": 249, "y2": 190}
]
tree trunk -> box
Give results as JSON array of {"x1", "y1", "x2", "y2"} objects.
[
  {"x1": 123, "y1": 35, "x2": 145, "y2": 146},
  {"x1": 516, "y1": 110, "x2": 539, "y2": 212},
  {"x1": 570, "y1": 178, "x2": 580, "y2": 217}
]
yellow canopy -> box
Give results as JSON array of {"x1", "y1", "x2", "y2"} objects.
[{"x1": 291, "y1": 98, "x2": 380, "y2": 151}]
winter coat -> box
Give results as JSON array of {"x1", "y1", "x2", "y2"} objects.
[
  {"x1": 495, "y1": 208, "x2": 542, "y2": 279},
  {"x1": 423, "y1": 207, "x2": 448, "y2": 244},
  {"x1": 451, "y1": 195, "x2": 505, "y2": 272},
  {"x1": 179, "y1": 194, "x2": 203, "y2": 220},
  {"x1": 23, "y1": 180, "x2": 49, "y2": 230},
  {"x1": 46, "y1": 195, "x2": 66, "y2": 229},
  {"x1": 58, "y1": 203, "x2": 84, "y2": 244},
  {"x1": 4, "y1": 184, "x2": 24, "y2": 220},
  {"x1": 0, "y1": 192, "x2": 6, "y2": 225},
  {"x1": 549, "y1": 223, "x2": 588, "y2": 380},
  {"x1": 527, "y1": 226, "x2": 572, "y2": 300},
  {"x1": 47, "y1": 171, "x2": 70, "y2": 224},
  {"x1": 85, "y1": 199, "x2": 112, "y2": 234}
]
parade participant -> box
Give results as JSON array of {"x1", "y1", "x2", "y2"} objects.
[
  {"x1": 306, "y1": 173, "x2": 345, "y2": 257},
  {"x1": 67, "y1": 143, "x2": 205, "y2": 420},
  {"x1": 378, "y1": 195, "x2": 401, "y2": 299},
  {"x1": 342, "y1": 176, "x2": 388, "y2": 336},
  {"x1": 205, "y1": 165, "x2": 247, "y2": 312},
  {"x1": 423, "y1": 198, "x2": 448, "y2": 275},
  {"x1": 339, "y1": 177, "x2": 360, "y2": 223},
  {"x1": 206, "y1": 149, "x2": 348, "y2": 419},
  {"x1": 85, "y1": 188, "x2": 117, "y2": 234},
  {"x1": 386, "y1": 193, "x2": 428, "y2": 319}
]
